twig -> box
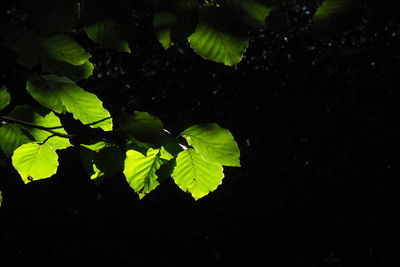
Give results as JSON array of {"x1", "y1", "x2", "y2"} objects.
[
  {"x1": 85, "y1": 117, "x2": 112, "y2": 126},
  {"x1": 0, "y1": 116, "x2": 72, "y2": 138}
]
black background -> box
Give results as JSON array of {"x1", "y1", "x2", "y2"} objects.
[{"x1": 1, "y1": 5, "x2": 400, "y2": 267}]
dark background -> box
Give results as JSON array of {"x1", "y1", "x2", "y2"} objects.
[{"x1": 1, "y1": 5, "x2": 400, "y2": 267}]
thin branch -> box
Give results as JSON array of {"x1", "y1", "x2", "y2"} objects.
[
  {"x1": 0, "y1": 116, "x2": 72, "y2": 138},
  {"x1": 85, "y1": 117, "x2": 112, "y2": 126},
  {"x1": 40, "y1": 134, "x2": 56, "y2": 145}
]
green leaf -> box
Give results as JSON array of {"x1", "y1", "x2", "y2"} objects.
[
  {"x1": 7, "y1": 105, "x2": 71, "y2": 150},
  {"x1": 84, "y1": 20, "x2": 131, "y2": 53},
  {"x1": 81, "y1": 141, "x2": 108, "y2": 151},
  {"x1": 124, "y1": 147, "x2": 172, "y2": 199},
  {"x1": 181, "y1": 123, "x2": 240, "y2": 167},
  {"x1": 153, "y1": 8, "x2": 177, "y2": 49},
  {"x1": 81, "y1": 0, "x2": 133, "y2": 52},
  {"x1": 0, "y1": 124, "x2": 32, "y2": 157},
  {"x1": 119, "y1": 111, "x2": 164, "y2": 144},
  {"x1": 188, "y1": 7, "x2": 249, "y2": 66},
  {"x1": 38, "y1": 34, "x2": 91, "y2": 66},
  {"x1": 13, "y1": 32, "x2": 93, "y2": 79},
  {"x1": 42, "y1": 60, "x2": 95, "y2": 81},
  {"x1": 171, "y1": 148, "x2": 224, "y2": 200},
  {"x1": 153, "y1": 0, "x2": 199, "y2": 49},
  {"x1": 0, "y1": 85, "x2": 11, "y2": 111},
  {"x1": 80, "y1": 145, "x2": 125, "y2": 181},
  {"x1": 26, "y1": 75, "x2": 112, "y2": 131},
  {"x1": 223, "y1": 0, "x2": 274, "y2": 28},
  {"x1": 312, "y1": 0, "x2": 362, "y2": 33},
  {"x1": 12, "y1": 142, "x2": 59, "y2": 184},
  {"x1": 27, "y1": 0, "x2": 79, "y2": 32}
]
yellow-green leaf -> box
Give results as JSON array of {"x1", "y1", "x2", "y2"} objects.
[
  {"x1": 124, "y1": 147, "x2": 172, "y2": 199},
  {"x1": 171, "y1": 148, "x2": 224, "y2": 200},
  {"x1": 7, "y1": 105, "x2": 71, "y2": 150},
  {"x1": 26, "y1": 75, "x2": 112, "y2": 131},
  {"x1": 181, "y1": 123, "x2": 240, "y2": 167},
  {"x1": 188, "y1": 7, "x2": 249, "y2": 66},
  {"x1": 12, "y1": 142, "x2": 59, "y2": 183}
]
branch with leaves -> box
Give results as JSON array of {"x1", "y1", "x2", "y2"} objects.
[{"x1": 0, "y1": 0, "x2": 396, "y2": 204}]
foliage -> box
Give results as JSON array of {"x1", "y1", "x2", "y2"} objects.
[{"x1": 0, "y1": 0, "x2": 395, "y2": 201}]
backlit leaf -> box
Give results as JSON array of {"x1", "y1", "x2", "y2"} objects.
[
  {"x1": 124, "y1": 147, "x2": 172, "y2": 199},
  {"x1": 188, "y1": 7, "x2": 249, "y2": 66},
  {"x1": 119, "y1": 111, "x2": 164, "y2": 144},
  {"x1": 26, "y1": 75, "x2": 112, "y2": 131},
  {"x1": 38, "y1": 34, "x2": 91, "y2": 66},
  {"x1": 80, "y1": 145, "x2": 125, "y2": 181},
  {"x1": 7, "y1": 105, "x2": 71, "y2": 150},
  {"x1": 0, "y1": 85, "x2": 11, "y2": 111},
  {"x1": 153, "y1": 0, "x2": 199, "y2": 49},
  {"x1": 84, "y1": 20, "x2": 131, "y2": 53},
  {"x1": 42, "y1": 60, "x2": 94, "y2": 81},
  {"x1": 0, "y1": 124, "x2": 32, "y2": 157},
  {"x1": 81, "y1": 0, "x2": 132, "y2": 52},
  {"x1": 13, "y1": 32, "x2": 93, "y2": 79},
  {"x1": 171, "y1": 148, "x2": 224, "y2": 200},
  {"x1": 312, "y1": 0, "x2": 362, "y2": 33},
  {"x1": 12, "y1": 142, "x2": 59, "y2": 183},
  {"x1": 181, "y1": 123, "x2": 240, "y2": 166},
  {"x1": 223, "y1": 0, "x2": 274, "y2": 28}
]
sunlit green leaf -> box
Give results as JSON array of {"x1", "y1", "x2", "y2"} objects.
[
  {"x1": 119, "y1": 111, "x2": 164, "y2": 144},
  {"x1": 7, "y1": 105, "x2": 71, "y2": 150},
  {"x1": 171, "y1": 148, "x2": 224, "y2": 200},
  {"x1": 42, "y1": 60, "x2": 94, "y2": 81},
  {"x1": 81, "y1": 0, "x2": 133, "y2": 52},
  {"x1": 38, "y1": 34, "x2": 91, "y2": 66},
  {"x1": 153, "y1": 0, "x2": 199, "y2": 49},
  {"x1": 0, "y1": 124, "x2": 32, "y2": 157},
  {"x1": 181, "y1": 123, "x2": 240, "y2": 166},
  {"x1": 27, "y1": 0, "x2": 79, "y2": 31},
  {"x1": 188, "y1": 7, "x2": 249, "y2": 66},
  {"x1": 13, "y1": 32, "x2": 93, "y2": 79},
  {"x1": 0, "y1": 85, "x2": 11, "y2": 111},
  {"x1": 80, "y1": 145, "x2": 125, "y2": 182},
  {"x1": 154, "y1": 9, "x2": 177, "y2": 49},
  {"x1": 81, "y1": 141, "x2": 108, "y2": 151},
  {"x1": 124, "y1": 147, "x2": 172, "y2": 199},
  {"x1": 312, "y1": 0, "x2": 362, "y2": 33},
  {"x1": 93, "y1": 146, "x2": 125, "y2": 178},
  {"x1": 223, "y1": 0, "x2": 274, "y2": 28},
  {"x1": 12, "y1": 142, "x2": 59, "y2": 184},
  {"x1": 84, "y1": 20, "x2": 131, "y2": 53},
  {"x1": 26, "y1": 75, "x2": 112, "y2": 131}
]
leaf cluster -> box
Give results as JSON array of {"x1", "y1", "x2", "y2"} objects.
[{"x1": 0, "y1": 0, "x2": 397, "y2": 201}]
